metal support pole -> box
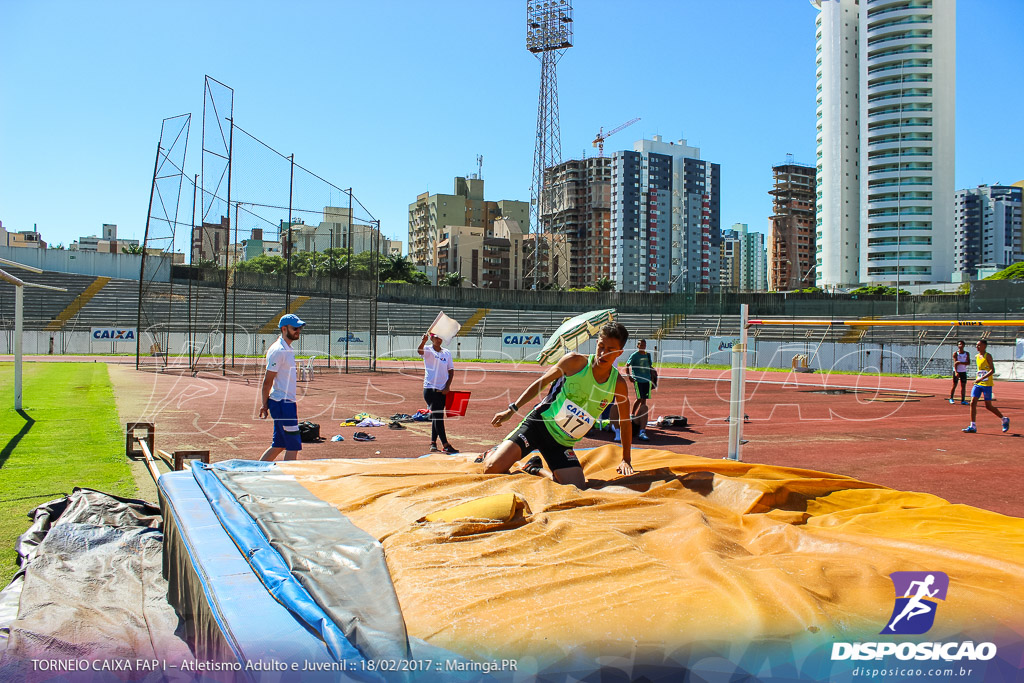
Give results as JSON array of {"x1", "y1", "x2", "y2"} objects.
[
  {"x1": 285, "y1": 154, "x2": 294, "y2": 309},
  {"x1": 345, "y1": 188, "x2": 352, "y2": 374},
  {"x1": 231, "y1": 201, "x2": 239, "y2": 365},
  {"x1": 188, "y1": 175, "x2": 199, "y2": 372},
  {"x1": 137, "y1": 139, "x2": 161, "y2": 370},
  {"x1": 727, "y1": 304, "x2": 749, "y2": 461},
  {"x1": 327, "y1": 214, "x2": 334, "y2": 369},
  {"x1": 14, "y1": 284, "x2": 23, "y2": 409},
  {"x1": 222, "y1": 117, "x2": 234, "y2": 376}
]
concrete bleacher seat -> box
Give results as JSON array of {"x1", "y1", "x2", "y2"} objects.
[{"x1": 5, "y1": 272, "x2": 1021, "y2": 348}]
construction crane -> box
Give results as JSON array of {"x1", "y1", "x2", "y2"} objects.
[{"x1": 592, "y1": 117, "x2": 640, "y2": 157}]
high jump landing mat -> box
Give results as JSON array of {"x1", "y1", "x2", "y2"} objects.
[{"x1": 159, "y1": 447, "x2": 1024, "y2": 681}]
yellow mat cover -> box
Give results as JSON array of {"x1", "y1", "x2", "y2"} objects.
[{"x1": 279, "y1": 447, "x2": 1024, "y2": 662}]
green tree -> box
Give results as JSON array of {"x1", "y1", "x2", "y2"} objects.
[
  {"x1": 439, "y1": 272, "x2": 464, "y2": 287},
  {"x1": 315, "y1": 248, "x2": 352, "y2": 278},
  {"x1": 848, "y1": 284, "x2": 911, "y2": 296},
  {"x1": 407, "y1": 271, "x2": 432, "y2": 286},
  {"x1": 380, "y1": 254, "x2": 414, "y2": 282},
  {"x1": 985, "y1": 262, "x2": 1024, "y2": 280},
  {"x1": 121, "y1": 244, "x2": 144, "y2": 255},
  {"x1": 594, "y1": 277, "x2": 616, "y2": 292},
  {"x1": 235, "y1": 254, "x2": 285, "y2": 274}
]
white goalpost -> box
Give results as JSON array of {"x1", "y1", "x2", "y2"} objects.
[
  {"x1": 0, "y1": 257, "x2": 66, "y2": 410},
  {"x1": 726, "y1": 311, "x2": 1024, "y2": 462}
]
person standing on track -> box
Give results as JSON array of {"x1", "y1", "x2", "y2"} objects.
[
  {"x1": 949, "y1": 340, "x2": 970, "y2": 405},
  {"x1": 623, "y1": 338, "x2": 655, "y2": 441},
  {"x1": 259, "y1": 314, "x2": 306, "y2": 462},
  {"x1": 419, "y1": 332, "x2": 458, "y2": 454},
  {"x1": 482, "y1": 321, "x2": 634, "y2": 488},
  {"x1": 962, "y1": 339, "x2": 1009, "y2": 434}
]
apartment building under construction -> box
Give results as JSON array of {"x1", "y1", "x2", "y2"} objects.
[
  {"x1": 541, "y1": 157, "x2": 611, "y2": 289},
  {"x1": 769, "y1": 162, "x2": 817, "y2": 290}
]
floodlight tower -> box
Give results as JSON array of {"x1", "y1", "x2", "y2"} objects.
[{"x1": 526, "y1": 0, "x2": 573, "y2": 289}]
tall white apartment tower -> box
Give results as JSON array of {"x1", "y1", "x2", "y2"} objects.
[
  {"x1": 813, "y1": 0, "x2": 861, "y2": 289},
  {"x1": 860, "y1": 0, "x2": 955, "y2": 286},
  {"x1": 814, "y1": 0, "x2": 956, "y2": 287}
]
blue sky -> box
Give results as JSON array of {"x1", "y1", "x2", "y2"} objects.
[{"x1": 2, "y1": 1, "x2": 1022, "y2": 252}]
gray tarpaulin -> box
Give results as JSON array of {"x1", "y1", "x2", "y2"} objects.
[
  {"x1": 0, "y1": 488, "x2": 193, "y2": 682},
  {"x1": 207, "y1": 463, "x2": 412, "y2": 663}
]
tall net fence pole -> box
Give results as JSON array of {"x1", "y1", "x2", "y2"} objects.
[
  {"x1": 136, "y1": 139, "x2": 162, "y2": 370},
  {"x1": 345, "y1": 189, "x2": 352, "y2": 374},
  {"x1": 188, "y1": 175, "x2": 198, "y2": 369},
  {"x1": 222, "y1": 115, "x2": 233, "y2": 375},
  {"x1": 137, "y1": 113, "x2": 190, "y2": 371}
]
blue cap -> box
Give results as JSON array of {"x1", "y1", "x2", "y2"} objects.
[{"x1": 279, "y1": 313, "x2": 306, "y2": 329}]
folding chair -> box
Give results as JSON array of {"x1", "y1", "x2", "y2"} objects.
[{"x1": 298, "y1": 356, "x2": 317, "y2": 381}]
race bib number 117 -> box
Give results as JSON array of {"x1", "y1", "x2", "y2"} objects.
[{"x1": 554, "y1": 399, "x2": 594, "y2": 440}]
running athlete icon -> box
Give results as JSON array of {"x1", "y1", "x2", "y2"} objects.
[{"x1": 887, "y1": 574, "x2": 938, "y2": 631}]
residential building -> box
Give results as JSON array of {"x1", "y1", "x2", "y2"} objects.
[
  {"x1": 241, "y1": 228, "x2": 283, "y2": 261},
  {"x1": 192, "y1": 216, "x2": 230, "y2": 263},
  {"x1": 770, "y1": 162, "x2": 817, "y2": 290},
  {"x1": 71, "y1": 224, "x2": 139, "y2": 253},
  {"x1": 522, "y1": 229, "x2": 571, "y2": 290},
  {"x1": 288, "y1": 207, "x2": 394, "y2": 256},
  {"x1": 3, "y1": 226, "x2": 46, "y2": 249},
  {"x1": 723, "y1": 223, "x2": 769, "y2": 292},
  {"x1": 435, "y1": 218, "x2": 568, "y2": 290},
  {"x1": 812, "y1": 0, "x2": 860, "y2": 288},
  {"x1": 438, "y1": 219, "x2": 519, "y2": 289},
  {"x1": 611, "y1": 136, "x2": 720, "y2": 293},
  {"x1": 813, "y1": 0, "x2": 956, "y2": 287},
  {"x1": 721, "y1": 230, "x2": 741, "y2": 290},
  {"x1": 408, "y1": 177, "x2": 529, "y2": 269},
  {"x1": 541, "y1": 157, "x2": 612, "y2": 288},
  {"x1": 953, "y1": 185, "x2": 1023, "y2": 280}
]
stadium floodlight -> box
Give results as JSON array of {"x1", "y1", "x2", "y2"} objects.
[{"x1": 0, "y1": 257, "x2": 67, "y2": 410}]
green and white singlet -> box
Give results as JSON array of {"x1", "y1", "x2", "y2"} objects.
[{"x1": 512, "y1": 354, "x2": 620, "y2": 448}]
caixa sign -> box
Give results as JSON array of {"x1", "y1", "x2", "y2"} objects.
[
  {"x1": 503, "y1": 334, "x2": 543, "y2": 346},
  {"x1": 91, "y1": 327, "x2": 136, "y2": 341}
]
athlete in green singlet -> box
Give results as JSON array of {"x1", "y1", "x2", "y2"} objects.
[{"x1": 482, "y1": 321, "x2": 633, "y2": 487}]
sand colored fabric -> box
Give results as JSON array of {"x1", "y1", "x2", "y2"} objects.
[{"x1": 279, "y1": 447, "x2": 1024, "y2": 662}]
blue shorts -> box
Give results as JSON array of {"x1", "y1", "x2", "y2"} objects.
[
  {"x1": 269, "y1": 399, "x2": 302, "y2": 451},
  {"x1": 971, "y1": 385, "x2": 993, "y2": 401}
]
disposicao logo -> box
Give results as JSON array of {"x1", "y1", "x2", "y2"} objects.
[
  {"x1": 830, "y1": 571, "x2": 997, "y2": 663},
  {"x1": 881, "y1": 571, "x2": 948, "y2": 635}
]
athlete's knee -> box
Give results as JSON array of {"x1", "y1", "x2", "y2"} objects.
[
  {"x1": 551, "y1": 466, "x2": 587, "y2": 488},
  {"x1": 482, "y1": 441, "x2": 519, "y2": 474}
]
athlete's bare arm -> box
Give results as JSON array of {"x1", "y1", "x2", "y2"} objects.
[{"x1": 491, "y1": 353, "x2": 588, "y2": 427}]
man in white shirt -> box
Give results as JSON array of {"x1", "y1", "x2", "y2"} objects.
[
  {"x1": 259, "y1": 313, "x2": 305, "y2": 461},
  {"x1": 418, "y1": 332, "x2": 458, "y2": 454}
]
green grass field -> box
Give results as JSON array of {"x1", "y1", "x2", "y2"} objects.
[{"x1": 0, "y1": 362, "x2": 138, "y2": 586}]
